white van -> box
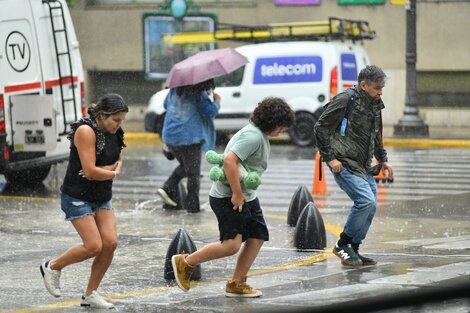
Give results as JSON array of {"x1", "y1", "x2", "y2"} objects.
[
  {"x1": 145, "y1": 40, "x2": 369, "y2": 147},
  {"x1": 0, "y1": 0, "x2": 84, "y2": 184}
]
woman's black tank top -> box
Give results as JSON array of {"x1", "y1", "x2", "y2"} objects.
[{"x1": 61, "y1": 118, "x2": 125, "y2": 203}]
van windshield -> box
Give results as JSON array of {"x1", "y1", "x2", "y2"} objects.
[{"x1": 215, "y1": 66, "x2": 244, "y2": 87}]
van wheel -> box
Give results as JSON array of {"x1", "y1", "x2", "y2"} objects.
[
  {"x1": 144, "y1": 112, "x2": 157, "y2": 132},
  {"x1": 144, "y1": 112, "x2": 165, "y2": 134},
  {"x1": 288, "y1": 112, "x2": 318, "y2": 147},
  {"x1": 4, "y1": 165, "x2": 52, "y2": 186},
  {"x1": 216, "y1": 132, "x2": 230, "y2": 146},
  {"x1": 155, "y1": 113, "x2": 166, "y2": 135}
]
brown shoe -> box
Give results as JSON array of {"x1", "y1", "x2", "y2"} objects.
[
  {"x1": 171, "y1": 254, "x2": 194, "y2": 292},
  {"x1": 225, "y1": 279, "x2": 262, "y2": 298}
]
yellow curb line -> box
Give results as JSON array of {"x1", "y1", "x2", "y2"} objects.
[
  {"x1": 124, "y1": 132, "x2": 470, "y2": 148},
  {"x1": 125, "y1": 132, "x2": 161, "y2": 143},
  {"x1": 384, "y1": 138, "x2": 470, "y2": 148},
  {"x1": 0, "y1": 195, "x2": 58, "y2": 202}
]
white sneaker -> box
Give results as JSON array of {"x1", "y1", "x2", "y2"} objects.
[
  {"x1": 80, "y1": 291, "x2": 114, "y2": 309},
  {"x1": 157, "y1": 188, "x2": 177, "y2": 206},
  {"x1": 39, "y1": 260, "x2": 61, "y2": 297}
]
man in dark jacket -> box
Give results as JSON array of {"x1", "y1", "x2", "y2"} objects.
[{"x1": 314, "y1": 65, "x2": 394, "y2": 266}]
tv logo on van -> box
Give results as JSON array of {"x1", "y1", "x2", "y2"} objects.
[
  {"x1": 253, "y1": 56, "x2": 322, "y2": 84},
  {"x1": 6, "y1": 31, "x2": 31, "y2": 73}
]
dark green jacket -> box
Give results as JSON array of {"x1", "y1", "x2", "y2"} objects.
[{"x1": 314, "y1": 87, "x2": 388, "y2": 180}]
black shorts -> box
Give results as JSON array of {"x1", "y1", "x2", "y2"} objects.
[{"x1": 209, "y1": 196, "x2": 269, "y2": 243}]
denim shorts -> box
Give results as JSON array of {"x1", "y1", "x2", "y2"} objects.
[
  {"x1": 209, "y1": 196, "x2": 269, "y2": 243},
  {"x1": 61, "y1": 192, "x2": 113, "y2": 221}
]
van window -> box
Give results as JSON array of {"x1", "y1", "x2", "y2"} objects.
[
  {"x1": 340, "y1": 53, "x2": 358, "y2": 81},
  {"x1": 215, "y1": 66, "x2": 245, "y2": 87}
]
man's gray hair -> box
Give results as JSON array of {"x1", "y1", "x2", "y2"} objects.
[{"x1": 358, "y1": 65, "x2": 387, "y2": 85}]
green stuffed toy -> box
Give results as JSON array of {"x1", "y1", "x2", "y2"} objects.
[{"x1": 205, "y1": 150, "x2": 261, "y2": 190}]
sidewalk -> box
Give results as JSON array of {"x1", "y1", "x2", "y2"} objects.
[{"x1": 123, "y1": 120, "x2": 470, "y2": 148}]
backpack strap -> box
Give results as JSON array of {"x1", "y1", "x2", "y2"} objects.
[
  {"x1": 340, "y1": 88, "x2": 356, "y2": 137},
  {"x1": 344, "y1": 88, "x2": 356, "y2": 118}
]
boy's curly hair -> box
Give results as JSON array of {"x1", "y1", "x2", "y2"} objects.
[{"x1": 250, "y1": 97, "x2": 295, "y2": 134}]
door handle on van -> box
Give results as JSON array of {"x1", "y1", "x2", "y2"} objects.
[{"x1": 232, "y1": 92, "x2": 241, "y2": 98}]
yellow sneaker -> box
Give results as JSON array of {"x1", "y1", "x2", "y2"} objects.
[
  {"x1": 171, "y1": 254, "x2": 194, "y2": 292},
  {"x1": 225, "y1": 279, "x2": 262, "y2": 298}
]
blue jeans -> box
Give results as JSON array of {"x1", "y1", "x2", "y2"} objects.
[{"x1": 332, "y1": 168, "x2": 377, "y2": 245}]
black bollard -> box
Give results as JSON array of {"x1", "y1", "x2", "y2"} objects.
[
  {"x1": 164, "y1": 228, "x2": 201, "y2": 280},
  {"x1": 294, "y1": 201, "x2": 327, "y2": 250},
  {"x1": 163, "y1": 228, "x2": 201, "y2": 280},
  {"x1": 163, "y1": 181, "x2": 187, "y2": 210},
  {"x1": 287, "y1": 185, "x2": 313, "y2": 227}
]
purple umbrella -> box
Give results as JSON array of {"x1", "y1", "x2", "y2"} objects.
[{"x1": 165, "y1": 47, "x2": 248, "y2": 88}]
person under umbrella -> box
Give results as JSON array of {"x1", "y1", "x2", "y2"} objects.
[
  {"x1": 157, "y1": 47, "x2": 247, "y2": 213},
  {"x1": 157, "y1": 79, "x2": 220, "y2": 213}
]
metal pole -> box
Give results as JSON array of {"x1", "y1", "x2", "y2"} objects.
[{"x1": 393, "y1": 0, "x2": 429, "y2": 137}]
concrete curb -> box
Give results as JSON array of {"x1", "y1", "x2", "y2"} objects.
[{"x1": 124, "y1": 132, "x2": 470, "y2": 148}]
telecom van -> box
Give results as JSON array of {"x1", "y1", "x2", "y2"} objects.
[
  {"x1": 0, "y1": 0, "x2": 85, "y2": 184},
  {"x1": 145, "y1": 18, "x2": 372, "y2": 146}
]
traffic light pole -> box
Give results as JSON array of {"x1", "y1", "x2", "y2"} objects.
[{"x1": 393, "y1": 0, "x2": 429, "y2": 137}]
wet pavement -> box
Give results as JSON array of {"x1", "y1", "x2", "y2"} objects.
[{"x1": 1, "y1": 138, "x2": 470, "y2": 313}]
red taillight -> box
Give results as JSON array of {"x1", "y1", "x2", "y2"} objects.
[
  {"x1": 3, "y1": 144, "x2": 9, "y2": 160},
  {"x1": 0, "y1": 94, "x2": 5, "y2": 133},
  {"x1": 330, "y1": 66, "x2": 338, "y2": 99},
  {"x1": 80, "y1": 82, "x2": 86, "y2": 118}
]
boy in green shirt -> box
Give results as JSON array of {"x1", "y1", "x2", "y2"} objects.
[{"x1": 172, "y1": 97, "x2": 294, "y2": 297}]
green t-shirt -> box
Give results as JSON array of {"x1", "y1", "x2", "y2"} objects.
[{"x1": 209, "y1": 123, "x2": 270, "y2": 201}]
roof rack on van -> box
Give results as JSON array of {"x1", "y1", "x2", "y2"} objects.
[{"x1": 162, "y1": 17, "x2": 375, "y2": 45}]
